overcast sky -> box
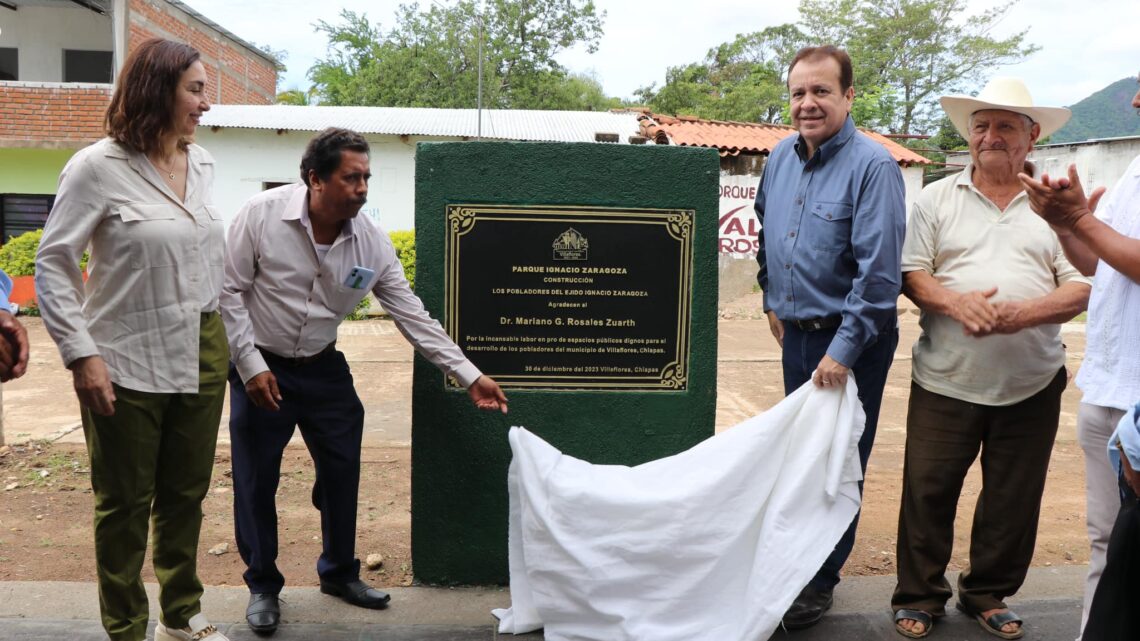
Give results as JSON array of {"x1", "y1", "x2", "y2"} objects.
[{"x1": 183, "y1": 0, "x2": 1140, "y2": 110}]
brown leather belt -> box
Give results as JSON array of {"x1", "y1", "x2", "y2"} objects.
[
  {"x1": 788, "y1": 316, "x2": 842, "y2": 332},
  {"x1": 257, "y1": 342, "x2": 336, "y2": 366}
]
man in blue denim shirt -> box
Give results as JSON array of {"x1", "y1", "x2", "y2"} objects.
[{"x1": 754, "y1": 45, "x2": 905, "y2": 630}]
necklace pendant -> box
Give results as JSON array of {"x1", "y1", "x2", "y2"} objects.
[{"x1": 169, "y1": 172, "x2": 175, "y2": 180}]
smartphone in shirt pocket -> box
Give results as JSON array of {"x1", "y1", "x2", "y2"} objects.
[{"x1": 343, "y1": 266, "x2": 376, "y2": 290}]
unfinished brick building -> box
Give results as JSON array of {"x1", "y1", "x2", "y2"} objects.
[{"x1": 0, "y1": 0, "x2": 277, "y2": 239}]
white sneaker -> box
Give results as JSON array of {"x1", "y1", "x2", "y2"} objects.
[{"x1": 154, "y1": 613, "x2": 230, "y2": 641}]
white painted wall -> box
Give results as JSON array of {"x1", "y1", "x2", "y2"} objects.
[
  {"x1": 0, "y1": 6, "x2": 112, "y2": 82},
  {"x1": 946, "y1": 138, "x2": 1140, "y2": 197},
  {"x1": 1029, "y1": 137, "x2": 1140, "y2": 194},
  {"x1": 194, "y1": 128, "x2": 460, "y2": 232},
  {"x1": 199, "y1": 126, "x2": 929, "y2": 264},
  {"x1": 901, "y1": 165, "x2": 924, "y2": 216}
]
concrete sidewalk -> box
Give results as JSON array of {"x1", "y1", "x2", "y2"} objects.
[{"x1": 0, "y1": 566, "x2": 1085, "y2": 640}]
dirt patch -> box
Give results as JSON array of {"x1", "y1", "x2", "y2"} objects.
[
  {"x1": 0, "y1": 412, "x2": 1091, "y2": 588},
  {"x1": 0, "y1": 442, "x2": 414, "y2": 588}
]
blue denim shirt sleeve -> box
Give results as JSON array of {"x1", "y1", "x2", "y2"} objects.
[
  {"x1": 0, "y1": 268, "x2": 11, "y2": 313},
  {"x1": 827, "y1": 156, "x2": 906, "y2": 367},
  {"x1": 755, "y1": 166, "x2": 772, "y2": 314}
]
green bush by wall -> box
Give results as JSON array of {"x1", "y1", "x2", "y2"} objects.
[
  {"x1": 0, "y1": 225, "x2": 409, "y2": 295},
  {"x1": 0, "y1": 229, "x2": 43, "y2": 276},
  {"x1": 389, "y1": 229, "x2": 416, "y2": 289}
]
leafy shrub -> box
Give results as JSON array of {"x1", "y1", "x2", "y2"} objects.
[
  {"x1": 389, "y1": 230, "x2": 415, "y2": 290},
  {"x1": 0, "y1": 229, "x2": 88, "y2": 276},
  {"x1": 0, "y1": 229, "x2": 42, "y2": 276}
]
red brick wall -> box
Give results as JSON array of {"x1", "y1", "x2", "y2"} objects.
[
  {"x1": 127, "y1": 0, "x2": 277, "y2": 105},
  {"x1": 0, "y1": 84, "x2": 112, "y2": 146}
]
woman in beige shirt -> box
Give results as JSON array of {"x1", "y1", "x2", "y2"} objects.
[{"x1": 35, "y1": 39, "x2": 229, "y2": 641}]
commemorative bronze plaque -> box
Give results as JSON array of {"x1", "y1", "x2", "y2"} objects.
[{"x1": 445, "y1": 204, "x2": 694, "y2": 390}]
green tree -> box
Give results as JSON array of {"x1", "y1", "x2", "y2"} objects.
[
  {"x1": 277, "y1": 86, "x2": 319, "y2": 105},
  {"x1": 799, "y1": 0, "x2": 1039, "y2": 134},
  {"x1": 927, "y1": 114, "x2": 967, "y2": 151},
  {"x1": 309, "y1": 1, "x2": 612, "y2": 110},
  {"x1": 636, "y1": 25, "x2": 805, "y2": 123},
  {"x1": 640, "y1": 0, "x2": 1036, "y2": 135}
]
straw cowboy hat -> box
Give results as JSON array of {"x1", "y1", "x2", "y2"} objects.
[{"x1": 940, "y1": 77, "x2": 1071, "y2": 139}]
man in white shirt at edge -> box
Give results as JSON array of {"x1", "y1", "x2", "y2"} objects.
[
  {"x1": 219, "y1": 128, "x2": 507, "y2": 636},
  {"x1": 1019, "y1": 77, "x2": 1140, "y2": 640}
]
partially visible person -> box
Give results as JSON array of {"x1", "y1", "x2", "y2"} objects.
[
  {"x1": 1018, "y1": 76, "x2": 1140, "y2": 640},
  {"x1": 35, "y1": 38, "x2": 228, "y2": 641},
  {"x1": 220, "y1": 127, "x2": 508, "y2": 636},
  {"x1": 0, "y1": 268, "x2": 29, "y2": 382},
  {"x1": 755, "y1": 44, "x2": 906, "y2": 630},
  {"x1": 891, "y1": 77, "x2": 1088, "y2": 640},
  {"x1": 1079, "y1": 403, "x2": 1140, "y2": 641}
]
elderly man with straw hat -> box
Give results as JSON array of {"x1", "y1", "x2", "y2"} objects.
[{"x1": 889, "y1": 77, "x2": 1091, "y2": 639}]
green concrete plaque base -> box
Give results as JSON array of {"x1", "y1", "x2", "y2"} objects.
[{"x1": 412, "y1": 141, "x2": 720, "y2": 584}]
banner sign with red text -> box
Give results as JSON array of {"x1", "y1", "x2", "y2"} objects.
[{"x1": 719, "y1": 174, "x2": 761, "y2": 257}]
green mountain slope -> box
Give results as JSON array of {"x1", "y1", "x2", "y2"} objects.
[{"x1": 1051, "y1": 77, "x2": 1140, "y2": 143}]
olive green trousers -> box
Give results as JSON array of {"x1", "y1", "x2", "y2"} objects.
[{"x1": 82, "y1": 312, "x2": 228, "y2": 641}]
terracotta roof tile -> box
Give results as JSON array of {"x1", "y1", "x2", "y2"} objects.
[{"x1": 637, "y1": 112, "x2": 931, "y2": 165}]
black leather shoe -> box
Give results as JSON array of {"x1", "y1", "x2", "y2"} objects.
[
  {"x1": 319, "y1": 578, "x2": 391, "y2": 609},
  {"x1": 246, "y1": 593, "x2": 280, "y2": 636},
  {"x1": 782, "y1": 584, "x2": 833, "y2": 630}
]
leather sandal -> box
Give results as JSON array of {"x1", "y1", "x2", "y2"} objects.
[
  {"x1": 894, "y1": 609, "x2": 933, "y2": 638},
  {"x1": 956, "y1": 602, "x2": 1024, "y2": 639}
]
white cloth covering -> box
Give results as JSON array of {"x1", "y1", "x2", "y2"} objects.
[{"x1": 494, "y1": 379, "x2": 866, "y2": 641}]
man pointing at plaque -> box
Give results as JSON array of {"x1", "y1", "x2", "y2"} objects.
[
  {"x1": 220, "y1": 127, "x2": 507, "y2": 635},
  {"x1": 754, "y1": 45, "x2": 906, "y2": 629}
]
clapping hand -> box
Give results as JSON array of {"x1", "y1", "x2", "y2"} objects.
[{"x1": 1019, "y1": 164, "x2": 1106, "y2": 233}]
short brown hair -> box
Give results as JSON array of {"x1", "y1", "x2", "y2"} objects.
[
  {"x1": 788, "y1": 45, "x2": 853, "y2": 92},
  {"x1": 105, "y1": 38, "x2": 201, "y2": 154}
]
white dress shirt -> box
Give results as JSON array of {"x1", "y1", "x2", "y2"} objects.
[
  {"x1": 1076, "y1": 154, "x2": 1140, "y2": 410},
  {"x1": 221, "y1": 183, "x2": 481, "y2": 387},
  {"x1": 36, "y1": 139, "x2": 223, "y2": 393}
]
